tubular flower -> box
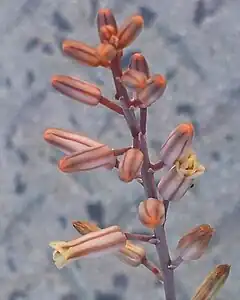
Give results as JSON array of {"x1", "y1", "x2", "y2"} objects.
[
  {"x1": 191, "y1": 264, "x2": 231, "y2": 300},
  {"x1": 158, "y1": 150, "x2": 205, "y2": 201},
  {"x1": 175, "y1": 224, "x2": 215, "y2": 261},
  {"x1": 49, "y1": 226, "x2": 127, "y2": 269}
]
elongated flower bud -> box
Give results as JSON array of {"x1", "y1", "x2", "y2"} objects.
[
  {"x1": 58, "y1": 145, "x2": 116, "y2": 172},
  {"x1": 191, "y1": 264, "x2": 231, "y2": 300},
  {"x1": 158, "y1": 166, "x2": 193, "y2": 201},
  {"x1": 118, "y1": 148, "x2": 144, "y2": 182},
  {"x1": 138, "y1": 198, "x2": 165, "y2": 229},
  {"x1": 43, "y1": 128, "x2": 103, "y2": 155},
  {"x1": 62, "y1": 40, "x2": 100, "y2": 67},
  {"x1": 50, "y1": 226, "x2": 127, "y2": 269},
  {"x1": 96, "y1": 43, "x2": 117, "y2": 67},
  {"x1": 121, "y1": 69, "x2": 147, "y2": 89},
  {"x1": 117, "y1": 15, "x2": 144, "y2": 49},
  {"x1": 97, "y1": 9, "x2": 118, "y2": 42},
  {"x1": 159, "y1": 123, "x2": 194, "y2": 168},
  {"x1": 129, "y1": 53, "x2": 150, "y2": 78},
  {"x1": 51, "y1": 75, "x2": 102, "y2": 106},
  {"x1": 116, "y1": 241, "x2": 146, "y2": 267},
  {"x1": 176, "y1": 224, "x2": 215, "y2": 261},
  {"x1": 137, "y1": 75, "x2": 166, "y2": 108}
]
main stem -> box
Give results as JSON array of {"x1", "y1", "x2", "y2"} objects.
[{"x1": 110, "y1": 55, "x2": 176, "y2": 300}]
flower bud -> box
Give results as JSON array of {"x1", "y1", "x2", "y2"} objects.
[
  {"x1": 129, "y1": 53, "x2": 150, "y2": 78},
  {"x1": 137, "y1": 75, "x2": 166, "y2": 108},
  {"x1": 157, "y1": 166, "x2": 193, "y2": 201},
  {"x1": 49, "y1": 226, "x2": 127, "y2": 269},
  {"x1": 191, "y1": 264, "x2": 230, "y2": 300},
  {"x1": 72, "y1": 221, "x2": 101, "y2": 235},
  {"x1": 176, "y1": 224, "x2": 215, "y2": 261},
  {"x1": 121, "y1": 69, "x2": 147, "y2": 89},
  {"x1": 96, "y1": 43, "x2": 117, "y2": 67},
  {"x1": 118, "y1": 148, "x2": 144, "y2": 182},
  {"x1": 62, "y1": 40, "x2": 100, "y2": 67},
  {"x1": 138, "y1": 198, "x2": 165, "y2": 229},
  {"x1": 97, "y1": 9, "x2": 118, "y2": 42},
  {"x1": 116, "y1": 241, "x2": 146, "y2": 267},
  {"x1": 117, "y1": 15, "x2": 144, "y2": 49},
  {"x1": 43, "y1": 128, "x2": 103, "y2": 155},
  {"x1": 58, "y1": 145, "x2": 116, "y2": 173},
  {"x1": 51, "y1": 75, "x2": 102, "y2": 106},
  {"x1": 159, "y1": 123, "x2": 194, "y2": 168},
  {"x1": 99, "y1": 25, "x2": 118, "y2": 44}
]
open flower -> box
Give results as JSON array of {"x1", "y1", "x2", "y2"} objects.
[
  {"x1": 158, "y1": 149, "x2": 205, "y2": 201},
  {"x1": 50, "y1": 226, "x2": 127, "y2": 269},
  {"x1": 175, "y1": 150, "x2": 205, "y2": 179}
]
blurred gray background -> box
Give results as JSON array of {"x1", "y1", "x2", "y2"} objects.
[{"x1": 0, "y1": 0, "x2": 240, "y2": 299}]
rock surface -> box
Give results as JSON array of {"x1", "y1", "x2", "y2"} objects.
[{"x1": 0, "y1": 0, "x2": 240, "y2": 299}]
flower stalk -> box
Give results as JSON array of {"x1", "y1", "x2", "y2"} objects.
[{"x1": 110, "y1": 54, "x2": 176, "y2": 300}]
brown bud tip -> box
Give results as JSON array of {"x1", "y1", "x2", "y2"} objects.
[
  {"x1": 138, "y1": 198, "x2": 165, "y2": 229},
  {"x1": 72, "y1": 221, "x2": 101, "y2": 234},
  {"x1": 137, "y1": 74, "x2": 167, "y2": 108},
  {"x1": 51, "y1": 75, "x2": 102, "y2": 106},
  {"x1": 117, "y1": 15, "x2": 144, "y2": 49},
  {"x1": 129, "y1": 53, "x2": 150, "y2": 78},
  {"x1": 118, "y1": 148, "x2": 144, "y2": 182},
  {"x1": 97, "y1": 9, "x2": 118, "y2": 42},
  {"x1": 62, "y1": 40, "x2": 100, "y2": 67}
]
